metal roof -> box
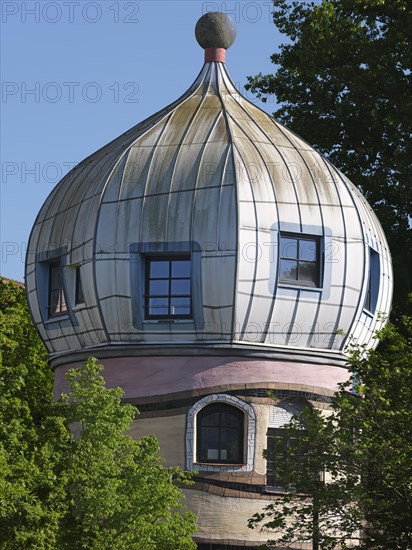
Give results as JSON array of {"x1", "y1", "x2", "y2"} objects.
[{"x1": 26, "y1": 31, "x2": 392, "y2": 366}]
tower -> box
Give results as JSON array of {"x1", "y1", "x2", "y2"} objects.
[{"x1": 26, "y1": 12, "x2": 392, "y2": 548}]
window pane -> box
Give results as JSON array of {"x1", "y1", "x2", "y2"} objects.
[
  {"x1": 145, "y1": 256, "x2": 192, "y2": 320},
  {"x1": 171, "y1": 306, "x2": 191, "y2": 316},
  {"x1": 171, "y1": 300, "x2": 190, "y2": 315},
  {"x1": 299, "y1": 239, "x2": 317, "y2": 261},
  {"x1": 197, "y1": 404, "x2": 244, "y2": 464},
  {"x1": 364, "y1": 248, "x2": 380, "y2": 313},
  {"x1": 50, "y1": 290, "x2": 66, "y2": 316},
  {"x1": 200, "y1": 411, "x2": 220, "y2": 426},
  {"x1": 150, "y1": 261, "x2": 169, "y2": 278},
  {"x1": 207, "y1": 448, "x2": 220, "y2": 460},
  {"x1": 221, "y1": 410, "x2": 242, "y2": 427},
  {"x1": 171, "y1": 260, "x2": 191, "y2": 278},
  {"x1": 267, "y1": 428, "x2": 286, "y2": 486},
  {"x1": 171, "y1": 297, "x2": 190, "y2": 307},
  {"x1": 51, "y1": 265, "x2": 61, "y2": 287},
  {"x1": 219, "y1": 449, "x2": 228, "y2": 460},
  {"x1": 299, "y1": 262, "x2": 318, "y2": 284},
  {"x1": 171, "y1": 279, "x2": 190, "y2": 295},
  {"x1": 280, "y1": 237, "x2": 298, "y2": 259},
  {"x1": 75, "y1": 267, "x2": 84, "y2": 304},
  {"x1": 201, "y1": 426, "x2": 220, "y2": 460},
  {"x1": 149, "y1": 280, "x2": 169, "y2": 296},
  {"x1": 201, "y1": 426, "x2": 218, "y2": 444},
  {"x1": 149, "y1": 297, "x2": 168, "y2": 316},
  {"x1": 279, "y1": 234, "x2": 322, "y2": 288},
  {"x1": 49, "y1": 263, "x2": 67, "y2": 317},
  {"x1": 221, "y1": 427, "x2": 241, "y2": 461},
  {"x1": 267, "y1": 427, "x2": 311, "y2": 487},
  {"x1": 279, "y1": 259, "x2": 298, "y2": 281},
  {"x1": 365, "y1": 275, "x2": 371, "y2": 311}
]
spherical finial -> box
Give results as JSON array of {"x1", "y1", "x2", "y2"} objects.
[{"x1": 195, "y1": 12, "x2": 237, "y2": 50}]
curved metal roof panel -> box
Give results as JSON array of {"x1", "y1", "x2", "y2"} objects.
[{"x1": 26, "y1": 59, "x2": 392, "y2": 364}]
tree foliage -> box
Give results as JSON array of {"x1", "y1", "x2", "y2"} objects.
[
  {"x1": 0, "y1": 278, "x2": 196, "y2": 549},
  {"x1": 248, "y1": 315, "x2": 412, "y2": 548},
  {"x1": 246, "y1": 0, "x2": 412, "y2": 315},
  {"x1": 55, "y1": 358, "x2": 196, "y2": 550},
  {"x1": 0, "y1": 277, "x2": 63, "y2": 548}
]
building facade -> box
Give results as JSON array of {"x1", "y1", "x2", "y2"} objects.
[{"x1": 26, "y1": 13, "x2": 392, "y2": 549}]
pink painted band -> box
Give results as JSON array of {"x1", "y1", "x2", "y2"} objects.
[
  {"x1": 54, "y1": 355, "x2": 348, "y2": 400},
  {"x1": 205, "y1": 47, "x2": 226, "y2": 63}
]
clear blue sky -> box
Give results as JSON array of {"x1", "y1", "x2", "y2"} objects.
[{"x1": 1, "y1": 0, "x2": 283, "y2": 282}]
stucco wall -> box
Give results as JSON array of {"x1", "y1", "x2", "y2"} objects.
[{"x1": 127, "y1": 414, "x2": 186, "y2": 468}]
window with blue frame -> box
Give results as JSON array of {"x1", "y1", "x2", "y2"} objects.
[
  {"x1": 144, "y1": 256, "x2": 192, "y2": 319},
  {"x1": 279, "y1": 233, "x2": 322, "y2": 287}
]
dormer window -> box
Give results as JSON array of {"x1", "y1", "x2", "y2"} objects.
[
  {"x1": 48, "y1": 261, "x2": 67, "y2": 318},
  {"x1": 279, "y1": 233, "x2": 322, "y2": 288},
  {"x1": 144, "y1": 256, "x2": 192, "y2": 319}
]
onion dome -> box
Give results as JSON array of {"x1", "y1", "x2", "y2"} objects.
[{"x1": 26, "y1": 12, "x2": 392, "y2": 370}]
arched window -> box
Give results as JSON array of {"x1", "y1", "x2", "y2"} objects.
[
  {"x1": 186, "y1": 394, "x2": 255, "y2": 472},
  {"x1": 197, "y1": 403, "x2": 244, "y2": 464}
]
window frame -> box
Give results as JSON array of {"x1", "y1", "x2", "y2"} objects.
[
  {"x1": 130, "y1": 242, "x2": 203, "y2": 330},
  {"x1": 278, "y1": 232, "x2": 322, "y2": 288},
  {"x1": 186, "y1": 394, "x2": 256, "y2": 472},
  {"x1": 363, "y1": 247, "x2": 380, "y2": 314},
  {"x1": 144, "y1": 254, "x2": 192, "y2": 320},
  {"x1": 266, "y1": 400, "x2": 323, "y2": 491},
  {"x1": 196, "y1": 403, "x2": 245, "y2": 465},
  {"x1": 266, "y1": 427, "x2": 306, "y2": 488}
]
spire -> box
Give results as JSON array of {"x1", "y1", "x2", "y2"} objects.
[{"x1": 195, "y1": 12, "x2": 236, "y2": 64}]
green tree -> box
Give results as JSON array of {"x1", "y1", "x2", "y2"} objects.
[
  {"x1": 0, "y1": 278, "x2": 196, "y2": 549},
  {"x1": 0, "y1": 277, "x2": 66, "y2": 548},
  {"x1": 248, "y1": 316, "x2": 412, "y2": 549},
  {"x1": 246, "y1": 0, "x2": 412, "y2": 315},
  {"x1": 55, "y1": 358, "x2": 196, "y2": 550}
]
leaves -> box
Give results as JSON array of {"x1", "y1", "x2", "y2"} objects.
[
  {"x1": 56, "y1": 358, "x2": 196, "y2": 550},
  {"x1": 0, "y1": 277, "x2": 61, "y2": 549},
  {"x1": 246, "y1": 0, "x2": 412, "y2": 315},
  {"x1": 248, "y1": 316, "x2": 412, "y2": 548},
  {"x1": 0, "y1": 278, "x2": 196, "y2": 549}
]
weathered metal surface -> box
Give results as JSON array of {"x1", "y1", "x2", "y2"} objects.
[
  {"x1": 26, "y1": 59, "x2": 392, "y2": 361},
  {"x1": 195, "y1": 12, "x2": 236, "y2": 49}
]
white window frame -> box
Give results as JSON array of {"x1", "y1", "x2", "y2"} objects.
[{"x1": 186, "y1": 394, "x2": 256, "y2": 472}]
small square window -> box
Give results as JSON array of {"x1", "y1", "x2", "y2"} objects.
[
  {"x1": 48, "y1": 261, "x2": 67, "y2": 318},
  {"x1": 279, "y1": 234, "x2": 321, "y2": 287},
  {"x1": 145, "y1": 256, "x2": 192, "y2": 319}
]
